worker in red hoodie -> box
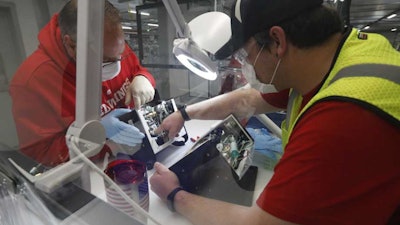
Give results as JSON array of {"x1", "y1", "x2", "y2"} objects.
[{"x1": 9, "y1": 0, "x2": 155, "y2": 167}]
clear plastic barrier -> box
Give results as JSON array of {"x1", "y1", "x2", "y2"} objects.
[{"x1": 0, "y1": 1, "x2": 275, "y2": 225}]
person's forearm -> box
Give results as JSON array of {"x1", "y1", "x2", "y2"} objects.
[
  {"x1": 174, "y1": 190, "x2": 292, "y2": 225},
  {"x1": 185, "y1": 88, "x2": 280, "y2": 121},
  {"x1": 175, "y1": 191, "x2": 253, "y2": 225}
]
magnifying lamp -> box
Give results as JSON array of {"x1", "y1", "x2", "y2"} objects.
[{"x1": 161, "y1": 0, "x2": 231, "y2": 80}]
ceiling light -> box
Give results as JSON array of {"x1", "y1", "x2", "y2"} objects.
[
  {"x1": 363, "y1": 26, "x2": 370, "y2": 30},
  {"x1": 122, "y1": 25, "x2": 133, "y2": 30},
  {"x1": 128, "y1": 10, "x2": 150, "y2": 16},
  {"x1": 391, "y1": 28, "x2": 398, "y2": 32},
  {"x1": 147, "y1": 23, "x2": 159, "y2": 27},
  {"x1": 387, "y1": 14, "x2": 397, "y2": 19}
]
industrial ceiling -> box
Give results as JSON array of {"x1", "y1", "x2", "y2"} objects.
[
  {"x1": 349, "y1": 0, "x2": 400, "y2": 33},
  {"x1": 111, "y1": 0, "x2": 400, "y2": 48}
]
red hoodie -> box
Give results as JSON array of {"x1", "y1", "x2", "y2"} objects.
[{"x1": 9, "y1": 14, "x2": 155, "y2": 167}]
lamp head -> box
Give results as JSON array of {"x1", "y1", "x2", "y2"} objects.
[
  {"x1": 173, "y1": 12, "x2": 230, "y2": 80},
  {"x1": 173, "y1": 38, "x2": 217, "y2": 80},
  {"x1": 161, "y1": 0, "x2": 231, "y2": 80}
]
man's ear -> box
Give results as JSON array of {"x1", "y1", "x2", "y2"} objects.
[
  {"x1": 269, "y1": 26, "x2": 287, "y2": 58},
  {"x1": 62, "y1": 34, "x2": 76, "y2": 60}
]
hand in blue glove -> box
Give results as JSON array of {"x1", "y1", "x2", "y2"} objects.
[
  {"x1": 101, "y1": 108, "x2": 145, "y2": 147},
  {"x1": 246, "y1": 128, "x2": 282, "y2": 153}
]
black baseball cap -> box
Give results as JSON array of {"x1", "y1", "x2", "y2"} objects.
[{"x1": 214, "y1": 0, "x2": 323, "y2": 59}]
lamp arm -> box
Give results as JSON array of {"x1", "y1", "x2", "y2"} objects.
[{"x1": 161, "y1": 0, "x2": 190, "y2": 38}]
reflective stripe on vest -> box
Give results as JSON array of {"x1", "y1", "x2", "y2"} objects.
[
  {"x1": 331, "y1": 64, "x2": 400, "y2": 84},
  {"x1": 281, "y1": 63, "x2": 400, "y2": 149}
]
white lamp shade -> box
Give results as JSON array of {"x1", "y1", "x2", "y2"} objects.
[{"x1": 188, "y1": 11, "x2": 231, "y2": 55}]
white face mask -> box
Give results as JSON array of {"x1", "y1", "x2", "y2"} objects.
[
  {"x1": 241, "y1": 59, "x2": 280, "y2": 93},
  {"x1": 101, "y1": 61, "x2": 121, "y2": 81}
]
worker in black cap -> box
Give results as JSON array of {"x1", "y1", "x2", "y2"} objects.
[{"x1": 151, "y1": 0, "x2": 400, "y2": 224}]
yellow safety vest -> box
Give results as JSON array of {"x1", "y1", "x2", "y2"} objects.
[{"x1": 281, "y1": 28, "x2": 400, "y2": 149}]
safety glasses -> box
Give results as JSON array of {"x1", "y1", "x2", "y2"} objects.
[
  {"x1": 233, "y1": 48, "x2": 248, "y2": 65},
  {"x1": 102, "y1": 52, "x2": 131, "y2": 68}
]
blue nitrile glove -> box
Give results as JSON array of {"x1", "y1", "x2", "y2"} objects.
[
  {"x1": 101, "y1": 108, "x2": 145, "y2": 147},
  {"x1": 246, "y1": 128, "x2": 282, "y2": 153}
]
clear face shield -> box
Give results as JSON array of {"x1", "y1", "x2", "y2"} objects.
[{"x1": 233, "y1": 45, "x2": 279, "y2": 93}]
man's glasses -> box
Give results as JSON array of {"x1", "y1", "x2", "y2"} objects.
[{"x1": 102, "y1": 52, "x2": 131, "y2": 68}]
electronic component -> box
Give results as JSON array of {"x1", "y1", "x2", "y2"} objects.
[
  {"x1": 118, "y1": 91, "x2": 188, "y2": 168},
  {"x1": 187, "y1": 114, "x2": 254, "y2": 179},
  {"x1": 169, "y1": 115, "x2": 257, "y2": 206},
  {"x1": 136, "y1": 98, "x2": 188, "y2": 154},
  {"x1": 138, "y1": 99, "x2": 175, "y2": 149}
]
